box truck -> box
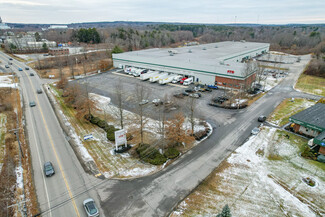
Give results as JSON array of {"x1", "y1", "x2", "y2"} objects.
[
  {"x1": 159, "y1": 74, "x2": 177, "y2": 85},
  {"x1": 171, "y1": 75, "x2": 182, "y2": 84},
  {"x1": 140, "y1": 71, "x2": 158, "y2": 80},
  {"x1": 150, "y1": 73, "x2": 168, "y2": 82}
]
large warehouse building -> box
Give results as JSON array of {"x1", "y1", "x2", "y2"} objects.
[{"x1": 112, "y1": 41, "x2": 270, "y2": 88}]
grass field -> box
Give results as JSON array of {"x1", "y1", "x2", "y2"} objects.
[
  {"x1": 171, "y1": 128, "x2": 325, "y2": 217},
  {"x1": 268, "y1": 98, "x2": 316, "y2": 126},
  {"x1": 295, "y1": 74, "x2": 325, "y2": 97}
]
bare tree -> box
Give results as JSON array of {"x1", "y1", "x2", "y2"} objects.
[
  {"x1": 134, "y1": 84, "x2": 150, "y2": 144},
  {"x1": 114, "y1": 79, "x2": 125, "y2": 129},
  {"x1": 68, "y1": 56, "x2": 75, "y2": 79},
  {"x1": 187, "y1": 96, "x2": 197, "y2": 134}
]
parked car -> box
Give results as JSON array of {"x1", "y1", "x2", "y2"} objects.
[
  {"x1": 207, "y1": 85, "x2": 218, "y2": 90},
  {"x1": 251, "y1": 127, "x2": 260, "y2": 135},
  {"x1": 37, "y1": 88, "x2": 42, "y2": 94},
  {"x1": 30, "y1": 73, "x2": 34, "y2": 76},
  {"x1": 5, "y1": 65, "x2": 9, "y2": 68},
  {"x1": 9, "y1": 58, "x2": 13, "y2": 61},
  {"x1": 258, "y1": 116, "x2": 266, "y2": 122},
  {"x1": 8, "y1": 62, "x2": 12, "y2": 65},
  {"x1": 83, "y1": 198, "x2": 99, "y2": 217},
  {"x1": 29, "y1": 101, "x2": 36, "y2": 107},
  {"x1": 185, "y1": 88, "x2": 196, "y2": 93},
  {"x1": 189, "y1": 93, "x2": 201, "y2": 98},
  {"x1": 44, "y1": 162, "x2": 55, "y2": 177},
  {"x1": 18, "y1": 68, "x2": 23, "y2": 71},
  {"x1": 152, "y1": 98, "x2": 163, "y2": 106},
  {"x1": 139, "y1": 99, "x2": 149, "y2": 105},
  {"x1": 25, "y1": 67, "x2": 30, "y2": 70}
]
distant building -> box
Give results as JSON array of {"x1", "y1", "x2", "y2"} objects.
[
  {"x1": 49, "y1": 47, "x2": 69, "y2": 56},
  {"x1": 289, "y1": 103, "x2": 325, "y2": 156},
  {"x1": 0, "y1": 16, "x2": 10, "y2": 30},
  {"x1": 48, "y1": 25, "x2": 68, "y2": 29}
]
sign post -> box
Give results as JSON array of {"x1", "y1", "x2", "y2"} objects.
[{"x1": 114, "y1": 129, "x2": 127, "y2": 151}]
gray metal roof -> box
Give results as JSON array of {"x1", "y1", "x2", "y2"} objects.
[
  {"x1": 113, "y1": 41, "x2": 269, "y2": 78},
  {"x1": 290, "y1": 103, "x2": 325, "y2": 131}
]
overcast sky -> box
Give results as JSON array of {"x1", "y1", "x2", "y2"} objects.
[{"x1": 0, "y1": 0, "x2": 324, "y2": 24}]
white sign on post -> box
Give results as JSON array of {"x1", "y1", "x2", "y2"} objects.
[{"x1": 114, "y1": 129, "x2": 127, "y2": 150}]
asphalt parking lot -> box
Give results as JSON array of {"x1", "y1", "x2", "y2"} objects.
[{"x1": 74, "y1": 70, "x2": 229, "y2": 121}]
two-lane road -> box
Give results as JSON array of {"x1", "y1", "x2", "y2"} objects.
[{"x1": 0, "y1": 52, "x2": 101, "y2": 217}]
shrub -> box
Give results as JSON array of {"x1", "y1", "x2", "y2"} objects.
[
  {"x1": 164, "y1": 147, "x2": 180, "y2": 159},
  {"x1": 84, "y1": 114, "x2": 93, "y2": 121},
  {"x1": 106, "y1": 126, "x2": 119, "y2": 141},
  {"x1": 136, "y1": 144, "x2": 167, "y2": 165},
  {"x1": 126, "y1": 133, "x2": 133, "y2": 141},
  {"x1": 97, "y1": 120, "x2": 108, "y2": 129},
  {"x1": 301, "y1": 146, "x2": 317, "y2": 160},
  {"x1": 90, "y1": 116, "x2": 100, "y2": 125}
]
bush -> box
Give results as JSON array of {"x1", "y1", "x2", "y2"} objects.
[
  {"x1": 193, "y1": 127, "x2": 210, "y2": 141},
  {"x1": 90, "y1": 116, "x2": 101, "y2": 125},
  {"x1": 97, "y1": 120, "x2": 108, "y2": 129},
  {"x1": 301, "y1": 146, "x2": 317, "y2": 160},
  {"x1": 126, "y1": 133, "x2": 133, "y2": 141},
  {"x1": 84, "y1": 114, "x2": 93, "y2": 121},
  {"x1": 164, "y1": 147, "x2": 180, "y2": 159},
  {"x1": 136, "y1": 144, "x2": 167, "y2": 165},
  {"x1": 106, "y1": 126, "x2": 119, "y2": 141}
]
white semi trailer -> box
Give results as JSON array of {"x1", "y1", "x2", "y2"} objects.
[
  {"x1": 159, "y1": 74, "x2": 177, "y2": 85},
  {"x1": 150, "y1": 73, "x2": 168, "y2": 82},
  {"x1": 140, "y1": 71, "x2": 158, "y2": 80}
]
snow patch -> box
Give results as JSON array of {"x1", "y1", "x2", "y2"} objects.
[
  {"x1": 0, "y1": 75, "x2": 18, "y2": 88},
  {"x1": 15, "y1": 166, "x2": 23, "y2": 189}
]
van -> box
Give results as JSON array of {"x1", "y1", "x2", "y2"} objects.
[{"x1": 183, "y1": 77, "x2": 193, "y2": 86}]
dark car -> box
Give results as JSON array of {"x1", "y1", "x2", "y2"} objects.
[
  {"x1": 25, "y1": 67, "x2": 30, "y2": 70},
  {"x1": 83, "y1": 198, "x2": 99, "y2": 217},
  {"x1": 258, "y1": 116, "x2": 266, "y2": 122},
  {"x1": 9, "y1": 58, "x2": 13, "y2": 61},
  {"x1": 207, "y1": 85, "x2": 218, "y2": 90},
  {"x1": 29, "y1": 101, "x2": 36, "y2": 107},
  {"x1": 8, "y1": 62, "x2": 12, "y2": 65},
  {"x1": 185, "y1": 88, "x2": 196, "y2": 93},
  {"x1": 30, "y1": 73, "x2": 34, "y2": 76},
  {"x1": 44, "y1": 162, "x2": 55, "y2": 177}
]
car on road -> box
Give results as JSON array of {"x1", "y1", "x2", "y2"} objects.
[
  {"x1": 18, "y1": 68, "x2": 23, "y2": 71},
  {"x1": 37, "y1": 88, "x2": 42, "y2": 94},
  {"x1": 5, "y1": 65, "x2": 9, "y2": 68},
  {"x1": 8, "y1": 62, "x2": 12, "y2": 65},
  {"x1": 29, "y1": 101, "x2": 36, "y2": 107},
  {"x1": 44, "y1": 162, "x2": 55, "y2": 177},
  {"x1": 251, "y1": 127, "x2": 260, "y2": 135},
  {"x1": 9, "y1": 58, "x2": 13, "y2": 61},
  {"x1": 25, "y1": 67, "x2": 29, "y2": 70},
  {"x1": 83, "y1": 198, "x2": 99, "y2": 217},
  {"x1": 30, "y1": 73, "x2": 34, "y2": 76},
  {"x1": 139, "y1": 99, "x2": 149, "y2": 105},
  {"x1": 258, "y1": 116, "x2": 266, "y2": 122},
  {"x1": 207, "y1": 85, "x2": 218, "y2": 90}
]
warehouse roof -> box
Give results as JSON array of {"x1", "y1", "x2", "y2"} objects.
[
  {"x1": 289, "y1": 103, "x2": 325, "y2": 132},
  {"x1": 113, "y1": 41, "x2": 269, "y2": 78}
]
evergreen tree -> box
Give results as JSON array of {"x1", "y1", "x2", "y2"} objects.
[{"x1": 216, "y1": 204, "x2": 231, "y2": 217}]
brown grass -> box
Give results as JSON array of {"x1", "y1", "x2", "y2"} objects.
[{"x1": 0, "y1": 88, "x2": 39, "y2": 216}]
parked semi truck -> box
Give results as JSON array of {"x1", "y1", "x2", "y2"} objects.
[
  {"x1": 159, "y1": 74, "x2": 177, "y2": 85},
  {"x1": 140, "y1": 71, "x2": 158, "y2": 80},
  {"x1": 150, "y1": 73, "x2": 168, "y2": 82}
]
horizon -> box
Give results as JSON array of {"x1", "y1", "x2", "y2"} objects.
[{"x1": 1, "y1": 0, "x2": 325, "y2": 25}]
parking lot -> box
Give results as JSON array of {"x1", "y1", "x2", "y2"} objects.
[{"x1": 74, "y1": 70, "x2": 231, "y2": 122}]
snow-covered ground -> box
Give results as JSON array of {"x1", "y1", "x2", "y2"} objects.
[
  {"x1": 0, "y1": 75, "x2": 18, "y2": 88},
  {"x1": 172, "y1": 127, "x2": 325, "y2": 216}
]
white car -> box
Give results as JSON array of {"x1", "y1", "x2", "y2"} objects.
[
  {"x1": 251, "y1": 127, "x2": 260, "y2": 135},
  {"x1": 83, "y1": 198, "x2": 99, "y2": 217},
  {"x1": 139, "y1": 99, "x2": 149, "y2": 105}
]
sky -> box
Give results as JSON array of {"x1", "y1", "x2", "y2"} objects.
[{"x1": 0, "y1": 0, "x2": 325, "y2": 25}]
